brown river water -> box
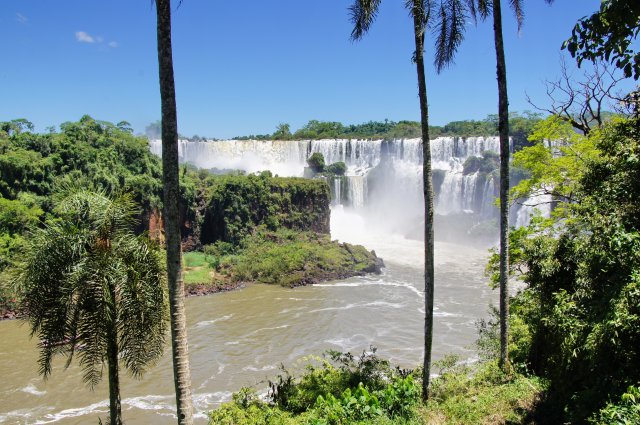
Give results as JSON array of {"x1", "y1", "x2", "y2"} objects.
[{"x1": 0, "y1": 208, "x2": 497, "y2": 424}]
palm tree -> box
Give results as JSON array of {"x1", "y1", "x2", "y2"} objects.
[
  {"x1": 17, "y1": 190, "x2": 167, "y2": 425},
  {"x1": 350, "y1": 0, "x2": 436, "y2": 401},
  {"x1": 155, "y1": 0, "x2": 195, "y2": 423},
  {"x1": 435, "y1": 0, "x2": 553, "y2": 372}
]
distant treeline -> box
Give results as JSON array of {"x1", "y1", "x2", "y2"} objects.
[{"x1": 229, "y1": 112, "x2": 543, "y2": 144}]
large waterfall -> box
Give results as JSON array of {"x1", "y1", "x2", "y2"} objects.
[{"x1": 149, "y1": 137, "x2": 546, "y2": 240}]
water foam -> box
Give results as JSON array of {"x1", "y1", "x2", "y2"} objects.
[{"x1": 196, "y1": 313, "x2": 234, "y2": 328}]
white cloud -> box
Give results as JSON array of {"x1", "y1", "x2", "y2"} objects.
[
  {"x1": 16, "y1": 13, "x2": 28, "y2": 24},
  {"x1": 75, "y1": 31, "x2": 95, "y2": 43},
  {"x1": 108, "y1": 41, "x2": 118, "y2": 48}
]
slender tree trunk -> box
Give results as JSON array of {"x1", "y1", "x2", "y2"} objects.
[
  {"x1": 491, "y1": 0, "x2": 510, "y2": 372},
  {"x1": 106, "y1": 288, "x2": 122, "y2": 425},
  {"x1": 412, "y1": 0, "x2": 435, "y2": 402},
  {"x1": 155, "y1": 1, "x2": 194, "y2": 423}
]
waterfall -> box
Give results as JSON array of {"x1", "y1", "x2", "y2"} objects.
[
  {"x1": 480, "y1": 176, "x2": 497, "y2": 219},
  {"x1": 514, "y1": 191, "x2": 553, "y2": 228},
  {"x1": 334, "y1": 178, "x2": 341, "y2": 206},
  {"x1": 347, "y1": 175, "x2": 367, "y2": 208},
  {"x1": 149, "y1": 136, "x2": 536, "y2": 237}
]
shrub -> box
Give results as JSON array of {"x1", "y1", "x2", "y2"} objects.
[
  {"x1": 268, "y1": 348, "x2": 400, "y2": 414},
  {"x1": 326, "y1": 162, "x2": 346, "y2": 176},
  {"x1": 307, "y1": 153, "x2": 325, "y2": 173},
  {"x1": 591, "y1": 385, "x2": 640, "y2": 425}
]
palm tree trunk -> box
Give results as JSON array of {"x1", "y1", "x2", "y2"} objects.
[
  {"x1": 155, "y1": 0, "x2": 195, "y2": 423},
  {"x1": 491, "y1": 0, "x2": 510, "y2": 372},
  {"x1": 412, "y1": 0, "x2": 435, "y2": 402},
  {"x1": 106, "y1": 287, "x2": 122, "y2": 425}
]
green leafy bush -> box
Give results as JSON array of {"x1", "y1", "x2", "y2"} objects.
[
  {"x1": 214, "y1": 229, "x2": 380, "y2": 287},
  {"x1": 307, "y1": 153, "x2": 326, "y2": 173},
  {"x1": 211, "y1": 349, "x2": 421, "y2": 425},
  {"x1": 312, "y1": 383, "x2": 383, "y2": 424},
  {"x1": 592, "y1": 385, "x2": 640, "y2": 425},
  {"x1": 496, "y1": 118, "x2": 640, "y2": 422},
  {"x1": 325, "y1": 162, "x2": 346, "y2": 176},
  {"x1": 269, "y1": 349, "x2": 394, "y2": 414}
]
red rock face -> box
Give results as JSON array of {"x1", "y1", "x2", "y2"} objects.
[{"x1": 148, "y1": 208, "x2": 165, "y2": 243}]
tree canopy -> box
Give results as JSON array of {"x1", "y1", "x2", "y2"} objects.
[{"x1": 563, "y1": 0, "x2": 640, "y2": 80}]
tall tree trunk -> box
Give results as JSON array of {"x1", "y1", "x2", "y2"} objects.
[
  {"x1": 106, "y1": 287, "x2": 122, "y2": 425},
  {"x1": 155, "y1": 1, "x2": 195, "y2": 423},
  {"x1": 412, "y1": 0, "x2": 435, "y2": 402},
  {"x1": 491, "y1": 0, "x2": 510, "y2": 372}
]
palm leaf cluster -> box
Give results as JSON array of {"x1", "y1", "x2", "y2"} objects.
[
  {"x1": 17, "y1": 189, "x2": 168, "y2": 388},
  {"x1": 432, "y1": 0, "x2": 554, "y2": 72}
]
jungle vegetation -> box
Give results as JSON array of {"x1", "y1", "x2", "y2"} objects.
[{"x1": 228, "y1": 113, "x2": 542, "y2": 142}]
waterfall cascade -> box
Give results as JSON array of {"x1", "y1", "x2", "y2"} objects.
[{"x1": 149, "y1": 137, "x2": 548, "y2": 236}]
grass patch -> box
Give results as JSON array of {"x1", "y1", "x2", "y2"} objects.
[
  {"x1": 425, "y1": 356, "x2": 545, "y2": 424},
  {"x1": 184, "y1": 251, "x2": 208, "y2": 268},
  {"x1": 183, "y1": 251, "x2": 214, "y2": 285}
]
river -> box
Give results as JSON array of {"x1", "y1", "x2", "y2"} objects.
[{"x1": 0, "y1": 207, "x2": 496, "y2": 424}]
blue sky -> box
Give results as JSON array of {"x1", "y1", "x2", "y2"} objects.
[{"x1": 0, "y1": 1, "x2": 634, "y2": 138}]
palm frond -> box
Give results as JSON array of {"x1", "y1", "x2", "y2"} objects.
[
  {"x1": 434, "y1": 0, "x2": 467, "y2": 73},
  {"x1": 350, "y1": 0, "x2": 382, "y2": 41},
  {"x1": 17, "y1": 190, "x2": 168, "y2": 389},
  {"x1": 466, "y1": 0, "x2": 477, "y2": 23},
  {"x1": 117, "y1": 237, "x2": 167, "y2": 377},
  {"x1": 434, "y1": 4, "x2": 450, "y2": 71},
  {"x1": 404, "y1": 0, "x2": 436, "y2": 34},
  {"x1": 478, "y1": 0, "x2": 492, "y2": 19},
  {"x1": 509, "y1": 0, "x2": 524, "y2": 31},
  {"x1": 466, "y1": 0, "x2": 492, "y2": 24}
]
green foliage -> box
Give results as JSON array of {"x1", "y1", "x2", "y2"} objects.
[
  {"x1": 0, "y1": 116, "x2": 164, "y2": 213},
  {"x1": 0, "y1": 116, "x2": 175, "y2": 317},
  {"x1": 15, "y1": 190, "x2": 167, "y2": 387},
  {"x1": 426, "y1": 359, "x2": 546, "y2": 425},
  {"x1": 499, "y1": 117, "x2": 640, "y2": 421},
  {"x1": 201, "y1": 174, "x2": 330, "y2": 245},
  {"x1": 213, "y1": 228, "x2": 379, "y2": 287},
  {"x1": 268, "y1": 349, "x2": 394, "y2": 414},
  {"x1": 183, "y1": 251, "x2": 208, "y2": 268},
  {"x1": 325, "y1": 162, "x2": 346, "y2": 176},
  {"x1": 182, "y1": 252, "x2": 214, "y2": 285},
  {"x1": 307, "y1": 153, "x2": 326, "y2": 173},
  {"x1": 0, "y1": 233, "x2": 24, "y2": 272},
  {"x1": 312, "y1": 383, "x2": 384, "y2": 423},
  {"x1": 375, "y1": 375, "x2": 420, "y2": 418},
  {"x1": 511, "y1": 115, "x2": 600, "y2": 213},
  {"x1": 0, "y1": 118, "x2": 35, "y2": 136},
  {"x1": 0, "y1": 197, "x2": 43, "y2": 235},
  {"x1": 0, "y1": 148, "x2": 50, "y2": 199},
  {"x1": 385, "y1": 121, "x2": 423, "y2": 139},
  {"x1": 211, "y1": 350, "x2": 543, "y2": 425},
  {"x1": 230, "y1": 114, "x2": 542, "y2": 141},
  {"x1": 563, "y1": 0, "x2": 640, "y2": 80},
  {"x1": 209, "y1": 399, "x2": 294, "y2": 425},
  {"x1": 591, "y1": 385, "x2": 640, "y2": 424},
  {"x1": 274, "y1": 123, "x2": 293, "y2": 140},
  {"x1": 211, "y1": 349, "x2": 420, "y2": 425},
  {"x1": 294, "y1": 120, "x2": 346, "y2": 140}
]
